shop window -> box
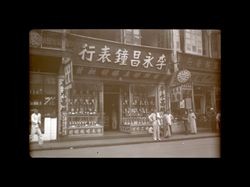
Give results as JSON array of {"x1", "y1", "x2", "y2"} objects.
[
  {"x1": 173, "y1": 30, "x2": 181, "y2": 51},
  {"x1": 65, "y1": 82, "x2": 103, "y2": 136},
  {"x1": 124, "y1": 29, "x2": 141, "y2": 45},
  {"x1": 184, "y1": 30, "x2": 203, "y2": 56},
  {"x1": 120, "y1": 84, "x2": 156, "y2": 134}
]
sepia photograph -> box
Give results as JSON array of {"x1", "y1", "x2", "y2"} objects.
[{"x1": 29, "y1": 29, "x2": 221, "y2": 158}]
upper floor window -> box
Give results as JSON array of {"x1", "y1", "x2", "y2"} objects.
[
  {"x1": 123, "y1": 29, "x2": 141, "y2": 45},
  {"x1": 184, "y1": 30, "x2": 202, "y2": 55},
  {"x1": 173, "y1": 30, "x2": 181, "y2": 51}
]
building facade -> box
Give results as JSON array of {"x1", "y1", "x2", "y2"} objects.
[{"x1": 29, "y1": 29, "x2": 220, "y2": 140}]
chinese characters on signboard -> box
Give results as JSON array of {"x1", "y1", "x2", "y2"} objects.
[
  {"x1": 64, "y1": 59, "x2": 73, "y2": 89},
  {"x1": 158, "y1": 85, "x2": 167, "y2": 112},
  {"x1": 77, "y1": 43, "x2": 171, "y2": 71}
]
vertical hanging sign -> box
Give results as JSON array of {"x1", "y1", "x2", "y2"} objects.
[
  {"x1": 185, "y1": 98, "x2": 192, "y2": 109},
  {"x1": 64, "y1": 57, "x2": 73, "y2": 89}
]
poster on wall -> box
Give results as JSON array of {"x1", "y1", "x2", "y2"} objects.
[
  {"x1": 180, "y1": 99, "x2": 185, "y2": 108},
  {"x1": 185, "y1": 98, "x2": 192, "y2": 109}
]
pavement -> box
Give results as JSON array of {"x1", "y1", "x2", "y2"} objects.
[{"x1": 30, "y1": 128, "x2": 220, "y2": 151}]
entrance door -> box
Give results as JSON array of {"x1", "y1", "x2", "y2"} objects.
[{"x1": 104, "y1": 85, "x2": 120, "y2": 131}]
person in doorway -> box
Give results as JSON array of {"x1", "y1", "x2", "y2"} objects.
[
  {"x1": 148, "y1": 108, "x2": 162, "y2": 141},
  {"x1": 111, "y1": 104, "x2": 117, "y2": 130},
  {"x1": 188, "y1": 109, "x2": 197, "y2": 134},
  {"x1": 30, "y1": 109, "x2": 43, "y2": 145}
]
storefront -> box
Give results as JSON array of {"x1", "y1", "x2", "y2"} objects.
[
  {"x1": 169, "y1": 69, "x2": 193, "y2": 118},
  {"x1": 30, "y1": 30, "x2": 220, "y2": 139},
  {"x1": 56, "y1": 33, "x2": 174, "y2": 137},
  {"x1": 29, "y1": 30, "x2": 65, "y2": 141},
  {"x1": 174, "y1": 52, "x2": 221, "y2": 127},
  {"x1": 29, "y1": 55, "x2": 61, "y2": 141}
]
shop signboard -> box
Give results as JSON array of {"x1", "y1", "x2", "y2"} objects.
[
  {"x1": 177, "y1": 52, "x2": 220, "y2": 73},
  {"x1": 64, "y1": 59, "x2": 73, "y2": 89},
  {"x1": 69, "y1": 34, "x2": 173, "y2": 74},
  {"x1": 181, "y1": 83, "x2": 192, "y2": 90}
]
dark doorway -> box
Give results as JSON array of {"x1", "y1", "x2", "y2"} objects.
[{"x1": 104, "y1": 84, "x2": 120, "y2": 131}]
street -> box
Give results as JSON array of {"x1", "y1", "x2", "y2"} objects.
[{"x1": 30, "y1": 137, "x2": 220, "y2": 158}]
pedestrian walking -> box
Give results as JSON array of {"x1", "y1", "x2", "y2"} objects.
[{"x1": 30, "y1": 109, "x2": 43, "y2": 145}]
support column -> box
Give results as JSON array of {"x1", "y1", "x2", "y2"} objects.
[
  {"x1": 129, "y1": 84, "x2": 132, "y2": 110},
  {"x1": 100, "y1": 82, "x2": 104, "y2": 127},
  {"x1": 191, "y1": 82, "x2": 195, "y2": 112},
  {"x1": 208, "y1": 31, "x2": 212, "y2": 58},
  {"x1": 57, "y1": 75, "x2": 64, "y2": 137}
]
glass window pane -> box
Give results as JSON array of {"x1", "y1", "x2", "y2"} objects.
[{"x1": 133, "y1": 29, "x2": 140, "y2": 35}]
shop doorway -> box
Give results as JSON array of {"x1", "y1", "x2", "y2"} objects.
[
  {"x1": 194, "y1": 95, "x2": 206, "y2": 114},
  {"x1": 104, "y1": 84, "x2": 120, "y2": 131}
]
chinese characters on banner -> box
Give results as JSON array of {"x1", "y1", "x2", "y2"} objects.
[
  {"x1": 158, "y1": 85, "x2": 167, "y2": 112},
  {"x1": 64, "y1": 59, "x2": 73, "y2": 89},
  {"x1": 78, "y1": 43, "x2": 170, "y2": 71}
]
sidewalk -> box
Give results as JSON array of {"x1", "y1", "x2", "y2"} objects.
[{"x1": 30, "y1": 128, "x2": 220, "y2": 151}]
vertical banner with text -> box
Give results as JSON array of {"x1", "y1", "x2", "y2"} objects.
[{"x1": 64, "y1": 57, "x2": 73, "y2": 89}]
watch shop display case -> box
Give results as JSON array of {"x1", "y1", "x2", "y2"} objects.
[
  {"x1": 65, "y1": 81, "x2": 103, "y2": 136},
  {"x1": 120, "y1": 84, "x2": 157, "y2": 134}
]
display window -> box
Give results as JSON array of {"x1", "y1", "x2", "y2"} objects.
[
  {"x1": 120, "y1": 84, "x2": 157, "y2": 133},
  {"x1": 64, "y1": 81, "x2": 103, "y2": 136}
]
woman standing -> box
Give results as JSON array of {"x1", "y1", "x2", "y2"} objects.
[{"x1": 188, "y1": 109, "x2": 197, "y2": 134}]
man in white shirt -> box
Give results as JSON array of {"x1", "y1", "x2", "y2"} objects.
[
  {"x1": 30, "y1": 109, "x2": 43, "y2": 145},
  {"x1": 163, "y1": 110, "x2": 174, "y2": 137},
  {"x1": 148, "y1": 108, "x2": 162, "y2": 141}
]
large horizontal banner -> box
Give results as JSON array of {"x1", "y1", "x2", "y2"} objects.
[{"x1": 69, "y1": 34, "x2": 173, "y2": 74}]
